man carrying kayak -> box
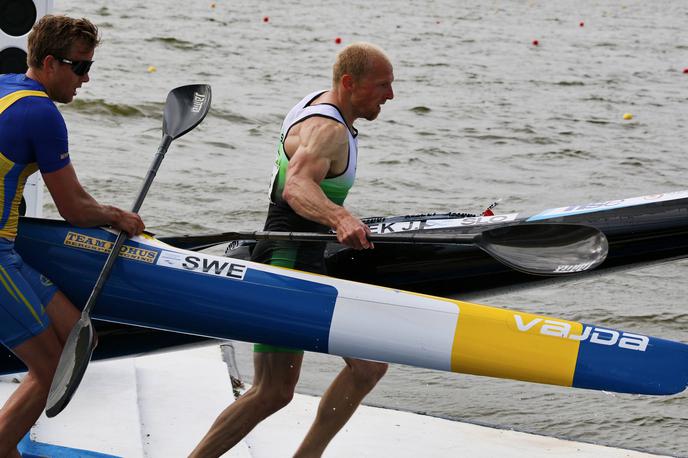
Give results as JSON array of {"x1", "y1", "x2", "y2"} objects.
[
  {"x1": 0, "y1": 15, "x2": 143, "y2": 455},
  {"x1": 191, "y1": 42, "x2": 394, "y2": 456}
]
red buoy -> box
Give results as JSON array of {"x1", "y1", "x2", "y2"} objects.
[
  {"x1": 579, "y1": 21, "x2": 585, "y2": 27},
  {"x1": 263, "y1": 16, "x2": 269, "y2": 23},
  {"x1": 335, "y1": 37, "x2": 342, "y2": 44},
  {"x1": 683, "y1": 68, "x2": 688, "y2": 74},
  {"x1": 532, "y1": 39, "x2": 539, "y2": 46}
]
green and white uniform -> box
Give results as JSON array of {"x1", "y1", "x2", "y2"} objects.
[
  {"x1": 268, "y1": 90, "x2": 358, "y2": 207},
  {"x1": 252, "y1": 90, "x2": 358, "y2": 353}
]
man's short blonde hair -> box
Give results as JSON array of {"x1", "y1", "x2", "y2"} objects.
[
  {"x1": 332, "y1": 42, "x2": 389, "y2": 86},
  {"x1": 27, "y1": 15, "x2": 100, "y2": 69}
]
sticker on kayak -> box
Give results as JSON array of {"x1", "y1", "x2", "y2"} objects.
[
  {"x1": 368, "y1": 213, "x2": 519, "y2": 234},
  {"x1": 512, "y1": 314, "x2": 649, "y2": 351},
  {"x1": 64, "y1": 232, "x2": 159, "y2": 264},
  {"x1": 157, "y1": 250, "x2": 247, "y2": 280},
  {"x1": 527, "y1": 190, "x2": 688, "y2": 221}
]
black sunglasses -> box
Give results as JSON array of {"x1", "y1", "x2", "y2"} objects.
[{"x1": 56, "y1": 57, "x2": 94, "y2": 76}]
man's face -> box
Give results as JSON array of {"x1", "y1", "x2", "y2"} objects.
[
  {"x1": 350, "y1": 57, "x2": 394, "y2": 121},
  {"x1": 48, "y1": 40, "x2": 94, "y2": 104}
]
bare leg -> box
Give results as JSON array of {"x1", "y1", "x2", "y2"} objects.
[
  {"x1": 0, "y1": 291, "x2": 79, "y2": 457},
  {"x1": 189, "y1": 351, "x2": 304, "y2": 458},
  {"x1": 294, "y1": 358, "x2": 388, "y2": 458},
  {"x1": 44, "y1": 291, "x2": 81, "y2": 345},
  {"x1": 0, "y1": 327, "x2": 61, "y2": 456}
]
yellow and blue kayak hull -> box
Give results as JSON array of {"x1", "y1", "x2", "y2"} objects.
[{"x1": 14, "y1": 217, "x2": 688, "y2": 396}]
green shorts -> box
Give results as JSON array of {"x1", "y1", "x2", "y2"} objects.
[{"x1": 253, "y1": 343, "x2": 304, "y2": 353}]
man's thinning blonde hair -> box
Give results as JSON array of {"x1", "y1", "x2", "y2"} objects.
[{"x1": 332, "y1": 42, "x2": 389, "y2": 86}]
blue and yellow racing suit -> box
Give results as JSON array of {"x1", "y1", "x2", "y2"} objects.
[{"x1": 0, "y1": 74, "x2": 71, "y2": 348}]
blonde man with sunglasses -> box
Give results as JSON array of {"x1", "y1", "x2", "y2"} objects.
[{"x1": 0, "y1": 15, "x2": 143, "y2": 456}]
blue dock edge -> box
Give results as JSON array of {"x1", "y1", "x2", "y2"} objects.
[{"x1": 19, "y1": 433, "x2": 120, "y2": 458}]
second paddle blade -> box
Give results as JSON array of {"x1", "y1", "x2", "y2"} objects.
[
  {"x1": 477, "y1": 223, "x2": 608, "y2": 276},
  {"x1": 45, "y1": 317, "x2": 95, "y2": 417}
]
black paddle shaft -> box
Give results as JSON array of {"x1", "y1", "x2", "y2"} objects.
[
  {"x1": 81, "y1": 137, "x2": 172, "y2": 316},
  {"x1": 160, "y1": 229, "x2": 478, "y2": 248},
  {"x1": 46, "y1": 84, "x2": 212, "y2": 418}
]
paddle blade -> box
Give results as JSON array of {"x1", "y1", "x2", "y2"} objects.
[
  {"x1": 477, "y1": 223, "x2": 608, "y2": 276},
  {"x1": 45, "y1": 318, "x2": 95, "y2": 417},
  {"x1": 163, "y1": 84, "x2": 212, "y2": 140}
]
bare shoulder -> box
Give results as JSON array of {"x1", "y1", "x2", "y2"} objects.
[
  {"x1": 299, "y1": 116, "x2": 347, "y2": 144},
  {"x1": 289, "y1": 116, "x2": 348, "y2": 160}
]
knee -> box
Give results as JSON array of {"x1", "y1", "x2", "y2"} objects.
[
  {"x1": 29, "y1": 348, "x2": 61, "y2": 388},
  {"x1": 255, "y1": 383, "x2": 296, "y2": 414},
  {"x1": 349, "y1": 360, "x2": 388, "y2": 390}
]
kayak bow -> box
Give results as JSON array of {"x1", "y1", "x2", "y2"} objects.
[{"x1": 294, "y1": 190, "x2": 688, "y2": 294}]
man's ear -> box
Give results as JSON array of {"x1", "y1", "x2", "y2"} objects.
[
  {"x1": 42, "y1": 55, "x2": 57, "y2": 74},
  {"x1": 341, "y1": 74, "x2": 354, "y2": 91}
]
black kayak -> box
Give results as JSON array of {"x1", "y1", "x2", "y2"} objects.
[{"x1": 223, "y1": 190, "x2": 688, "y2": 296}]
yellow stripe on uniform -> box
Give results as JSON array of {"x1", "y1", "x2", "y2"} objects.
[
  {"x1": 6, "y1": 162, "x2": 39, "y2": 235},
  {"x1": 0, "y1": 151, "x2": 13, "y2": 235},
  {"x1": 450, "y1": 301, "x2": 582, "y2": 387},
  {"x1": 0, "y1": 265, "x2": 44, "y2": 325},
  {"x1": 0, "y1": 265, "x2": 19, "y2": 302},
  {"x1": 0, "y1": 154, "x2": 38, "y2": 238},
  {"x1": 0, "y1": 90, "x2": 48, "y2": 113}
]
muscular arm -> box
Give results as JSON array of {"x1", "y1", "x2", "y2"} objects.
[
  {"x1": 283, "y1": 117, "x2": 372, "y2": 249},
  {"x1": 42, "y1": 164, "x2": 144, "y2": 236}
]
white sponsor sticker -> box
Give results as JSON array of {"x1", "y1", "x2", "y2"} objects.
[
  {"x1": 528, "y1": 189, "x2": 688, "y2": 221},
  {"x1": 513, "y1": 314, "x2": 649, "y2": 351},
  {"x1": 367, "y1": 213, "x2": 519, "y2": 234},
  {"x1": 157, "y1": 250, "x2": 247, "y2": 280},
  {"x1": 554, "y1": 261, "x2": 595, "y2": 273}
]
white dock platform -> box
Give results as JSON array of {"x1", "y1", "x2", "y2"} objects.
[{"x1": 0, "y1": 343, "x2": 668, "y2": 457}]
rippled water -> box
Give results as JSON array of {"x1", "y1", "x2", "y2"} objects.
[{"x1": 48, "y1": 0, "x2": 688, "y2": 455}]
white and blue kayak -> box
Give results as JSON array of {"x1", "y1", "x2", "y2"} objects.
[{"x1": 9, "y1": 217, "x2": 688, "y2": 396}]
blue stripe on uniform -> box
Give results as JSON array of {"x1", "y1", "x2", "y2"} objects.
[{"x1": 0, "y1": 162, "x2": 25, "y2": 228}]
